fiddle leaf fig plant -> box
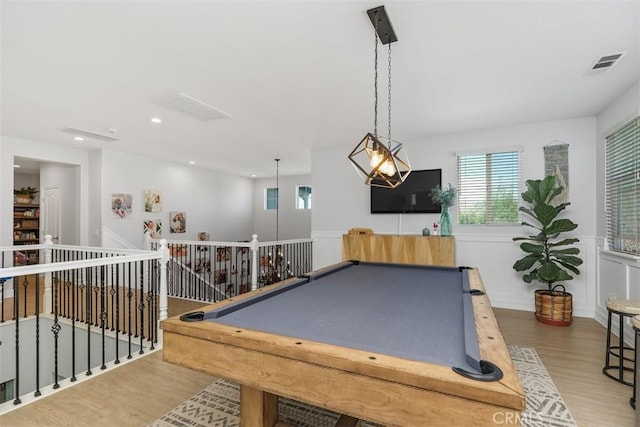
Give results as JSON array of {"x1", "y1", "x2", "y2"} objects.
[{"x1": 512, "y1": 176, "x2": 583, "y2": 291}]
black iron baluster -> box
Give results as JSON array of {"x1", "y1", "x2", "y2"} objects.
[
  {"x1": 100, "y1": 265, "x2": 106, "y2": 370},
  {"x1": 22, "y1": 276, "x2": 28, "y2": 318},
  {"x1": 114, "y1": 263, "x2": 120, "y2": 364},
  {"x1": 127, "y1": 261, "x2": 133, "y2": 359},
  {"x1": 13, "y1": 277, "x2": 21, "y2": 405},
  {"x1": 34, "y1": 273, "x2": 41, "y2": 396},
  {"x1": 85, "y1": 266, "x2": 92, "y2": 376},
  {"x1": 64, "y1": 275, "x2": 72, "y2": 319},
  {"x1": 78, "y1": 281, "x2": 85, "y2": 323},
  {"x1": 134, "y1": 261, "x2": 139, "y2": 338},
  {"x1": 150, "y1": 259, "x2": 157, "y2": 347},
  {"x1": 138, "y1": 261, "x2": 145, "y2": 354},
  {"x1": 188, "y1": 244, "x2": 194, "y2": 300},
  {"x1": 109, "y1": 263, "x2": 116, "y2": 331},
  {"x1": 70, "y1": 268, "x2": 77, "y2": 382},
  {"x1": 146, "y1": 262, "x2": 153, "y2": 346},
  {"x1": 93, "y1": 261, "x2": 99, "y2": 326},
  {"x1": 51, "y1": 270, "x2": 61, "y2": 390}
]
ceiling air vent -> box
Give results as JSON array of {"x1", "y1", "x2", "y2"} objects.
[
  {"x1": 153, "y1": 93, "x2": 231, "y2": 122},
  {"x1": 592, "y1": 52, "x2": 625, "y2": 71},
  {"x1": 61, "y1": 127, "x2": 120, "y2": 142}
]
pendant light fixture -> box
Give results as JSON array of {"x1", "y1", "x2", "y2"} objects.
[{"x1": 348, "y1": 5, "x2": 411, "y2": 189}]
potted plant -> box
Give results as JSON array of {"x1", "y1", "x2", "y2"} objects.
[
  {"x1": 14, "y1": 186, "x2": 38, "y2": 204},
  {"x1": 512, "y1": 175, "x2": 583, "y2": 326},
  {"x1": 430, "y1": 183, "x2": 457, "y2": 236}
]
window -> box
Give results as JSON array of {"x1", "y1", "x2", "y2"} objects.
[
  {"x1": 606, "y1": 117, "x2": 640, "y2": 255},
  {"x1": 457, "y1": 148, "x2": 522, "y2": 225},
  {"x1": 265, "y1": 188, "x2": 278, "y2": 210},
  {"x1": 296, "y1": 185, "x2": 312, "y2": 210}
]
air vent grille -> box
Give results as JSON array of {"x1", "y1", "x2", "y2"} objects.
[
  {"x1": 592, "y1": 52, "x2": 625, "y2": 71},
  {"x1": 153, "y1": 93, "x2": 231, "y2": 122}
]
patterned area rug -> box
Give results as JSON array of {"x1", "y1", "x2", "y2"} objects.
[{"x1": 151, "y1": 345, "x2": 576, "y2": 427}]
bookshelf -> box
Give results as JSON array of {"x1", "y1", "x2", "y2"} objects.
[{"x1": 13, "y1": 203, "x2": 40, "y2": 265}]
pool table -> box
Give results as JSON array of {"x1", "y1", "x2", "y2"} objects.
[{"x1": 161, "y1": 261, "x2": 525, "y2": 426}]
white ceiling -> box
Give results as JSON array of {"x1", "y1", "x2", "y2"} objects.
[{"x1": 2, "y1": 1, "x2": 639, "y2": 178}]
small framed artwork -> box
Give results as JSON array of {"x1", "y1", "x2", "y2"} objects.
[
  {"x1": 170, "y1": 211, "x2": 186, "y2": 233},
  {"x1": 111, "y1": 193, "x2": 132, "y2": 219},
  {"x1": 143, "y1": 219, "x2": 162, "y2": 239},
  {"x1": 197, "y1": 232, "x2": 210, "y2": 241},
  {"x1": 144, "y1": 189, "x2": 163, "y2": 213}
]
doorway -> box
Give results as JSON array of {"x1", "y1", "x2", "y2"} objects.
[{"x1": 43, "y1": 186, "x2": 61, "y2": 243}]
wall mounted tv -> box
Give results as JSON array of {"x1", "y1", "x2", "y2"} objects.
[{"x1": 370, "y1": 169, "x2": 442, "y2": 214}]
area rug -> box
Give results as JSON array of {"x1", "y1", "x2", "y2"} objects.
[{"x1": 151, "y1": 345, "x2": 576, "y2": 427}]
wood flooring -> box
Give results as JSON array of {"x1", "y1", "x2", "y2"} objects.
[{"x1": 0, "y1": 302, "x2": 636, "y2": 426}]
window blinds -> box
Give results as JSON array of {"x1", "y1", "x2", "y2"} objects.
[
  {"x1": 457, "y1": 150, "x2": 522, "y2": 225},
  {"x1": 266, "y1": 188, "x2": 279, "y2": 210},
  {"x1": 606, "y1": 117, "x2": 640, "y2": 255}
]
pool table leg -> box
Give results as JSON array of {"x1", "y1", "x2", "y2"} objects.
[{"x1": 240, "y1": 384, "x2": 279, "y2": 427}]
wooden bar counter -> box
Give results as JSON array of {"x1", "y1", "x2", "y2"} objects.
[{"x1": 342, "y1": 233, "x2": 455, "y2": 266}]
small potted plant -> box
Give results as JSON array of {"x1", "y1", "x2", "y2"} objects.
[
  {"x1": 14, "y1": 186, "x2": 38, "y2": 204},
  {"x1": 430, "y1": 183, "x2": 457, "y2": 236},
  {"x1": 512, "y1": 176, "x2": 583, "y2": 326}
]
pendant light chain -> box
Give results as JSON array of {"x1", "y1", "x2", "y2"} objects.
[
  {"x1": 275, "y1": 158, "x2": 280, "y2": 241},
  {"x1": 374, "y1": 13, "x2": 379, "y2": 137},
  {"x1": 387, "y1": 42, "x2": 392, "y2": 145}
]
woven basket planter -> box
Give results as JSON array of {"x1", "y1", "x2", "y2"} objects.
[
  {"x1": 534, "y1": 288, "x2": 573, "y2": 326},
  {"x1": 15, "y1": 196, "x2": 32, "y2": 204}
]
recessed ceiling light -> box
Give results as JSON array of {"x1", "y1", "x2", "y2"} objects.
[
  {"x1": 13, "y1": 164, "x2": 21, "y2": 168},
  {"x1": 151, "y1": 117, "x2": 162, "y2": 124},
  {"x1": 73, "y1": 136, "x2": 85, "y2": 141},
  {"x1": 188, "y1": 161, "x2": 196, "y2": 165},
  {"x1": 251, "y1": 174, "x2": 257, "y2": 178}
]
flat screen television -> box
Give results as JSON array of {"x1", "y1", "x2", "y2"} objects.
[{"x1": 370, "y1": 169, "x2": 442, "y2": 214}]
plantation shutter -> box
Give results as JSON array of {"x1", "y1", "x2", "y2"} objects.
[
  {"x1": 456, "y1": 148, "x2": 522, "y2": 225},
  {"x1": 606, "y1": 117, "x2": 640, "y2": 255}
]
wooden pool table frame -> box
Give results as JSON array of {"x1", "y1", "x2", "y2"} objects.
[{"x1": 161, "y1": 266, "x2": 525, "y2": 426}]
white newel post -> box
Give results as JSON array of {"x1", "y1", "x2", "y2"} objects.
[
  {"x1": 44, "y1": 235, "x2": 53, "y2": 313},
  {"x1": 158, "y1": 239, "x2": 170, "y2": 322},
  {"x1": 251, "y1": 234, "x2": 259, "y2": 291}
]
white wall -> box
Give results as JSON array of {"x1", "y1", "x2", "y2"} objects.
[
  {"x1": 594, "y1": 80, "x2": 640, "y2": 337},
  {"x1": 100, "y1": 149, "x2": 254, "y2": 248},
  {"x1": 14, "y1": 172, "x2": 39, "y2": 191},
  {"x1": 312, "y1": 116, "x2": 598, "y2": 317},
  {"x1": 252, "y1": 174, "x2": 312, "y2": 241},
  {"x1": 87, "y1": 150, "x2": 103, "y2": 247}
]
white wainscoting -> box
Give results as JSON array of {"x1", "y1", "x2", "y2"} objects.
[
  {"x1": 312, "y1": 231, "x2": 598, "y2": 319},
  {"x1": 597, "y1": 245, "x2": 640, "y2": 344}
]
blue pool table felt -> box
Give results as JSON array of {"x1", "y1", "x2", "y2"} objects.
[{"x1": 203, "y1": 263, "x2": 482, "y2": 374}]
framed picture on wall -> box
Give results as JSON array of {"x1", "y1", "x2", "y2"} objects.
[
  {"x1": 111, "y1": 193, "x2": 132, "y2": 219},
  {"x1": 143, "y1": 219, "x2": 162, "y2": 239},
  {"x1": 144, "y1": 189, "x2": 163, "y2": 213},
  {"x1": 169, "y1": 211, "x2": 186, "y2": 233}
]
